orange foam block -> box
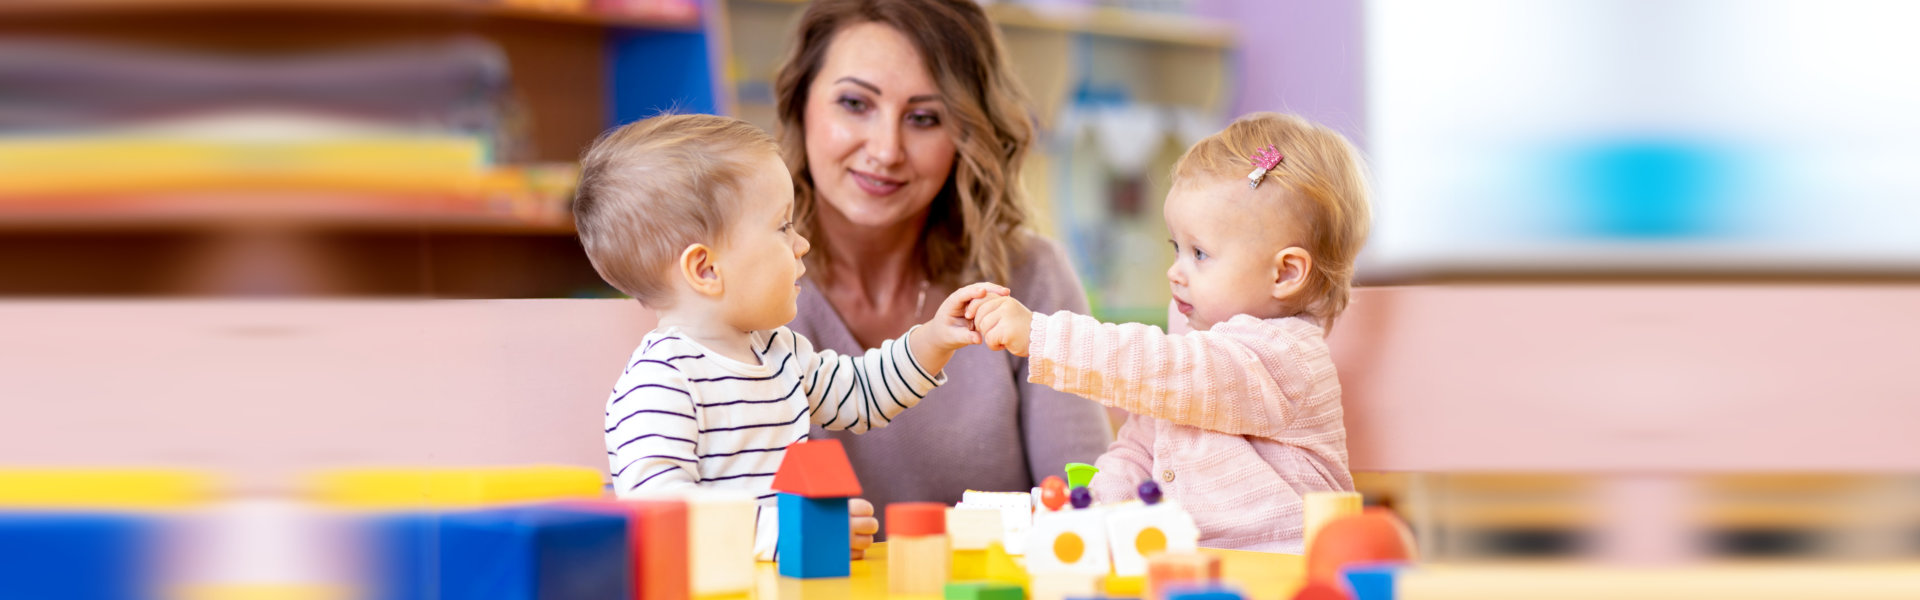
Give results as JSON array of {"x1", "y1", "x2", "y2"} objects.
[
  {"x1": 1147, "y1": 552, "x2": 1221, "y2": 600},
  {"x1": 574, "y1": 498, "x2": 689, "y2": 600}
]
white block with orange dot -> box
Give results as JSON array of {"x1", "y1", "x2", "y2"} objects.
[
  {"x1": 1106, "y1": 500, "x2": 1199, "y2": 576},
  {"x1": 886, "y1": 502, "x2": 950, "y2": 596},
  {"x1": 1023, "y1": 505, "x2": 1112, "y2": 575},
  {"x1": 1146, "y1": 551, "x2": 1221, "y2": 600},
  {"x1": 685, "y1": 489, "x2": 757, "y2": 596},
  {"x1": 1302, "y1": 491, "x2": 1362, "y2": 554}
]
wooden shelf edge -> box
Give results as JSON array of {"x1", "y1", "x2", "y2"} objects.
[{"x1": 0, "y1": 0, "x2": 704, "y2": 30}]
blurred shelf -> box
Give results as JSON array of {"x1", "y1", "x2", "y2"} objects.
[
  {"x1": 986, "y1": 3, "x2": 1234, "y2": 49},
  {"x1": 733, "y1": 0, "x2": 1233, "y2": 48},
  {"x1": 0, "y1": 0, "x2": 702, "y2": 30},
  {"x1": 0, "y1": 192, "x2": 574, "y2": 235}
]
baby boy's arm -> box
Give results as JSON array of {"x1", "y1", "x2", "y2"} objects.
[
  {"x1": 793, "y1": 283, "x2": 1006, "y2": 433},
  {"x1": 605, "y1": 362, "x2": 702, "y2": 496}
]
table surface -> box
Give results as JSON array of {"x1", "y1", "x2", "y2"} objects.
[{"x1": 742, "y1": 542, "x2": 1306, "y2": 600}]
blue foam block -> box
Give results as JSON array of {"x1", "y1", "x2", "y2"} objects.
[
  {"x1": 0, "y1": 511, "x2": 153, "y2": 600},
  {"x1": 1162, "y1": 584, "x2": 1244, "y2": 600},
  {"x1": 371, "y1": 506, "x2": 630, "y2": 600},
  {"x1": 776, "y1": 493, "x2": 849, "y2": 578},
  {"x1": 1341, "y1": 561, "x2": 1408, "y2": 600}
]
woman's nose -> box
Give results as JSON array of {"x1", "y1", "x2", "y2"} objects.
[{"x1": 863, "y1": 119, "x2": 903, "y2": 167}]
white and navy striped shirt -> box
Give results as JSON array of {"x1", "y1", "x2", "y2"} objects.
[{"x1": 605, "y1": 325, "x2": 943, "y2": 558}]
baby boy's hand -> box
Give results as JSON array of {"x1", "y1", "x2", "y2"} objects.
[
  {"x1": 967, "y1": 295, "x2": 1033, "y2": 357},
  {"x1": 850, "y1": 497, "x2": 878, "y2": 560},
  {"x1": 924, "y1": 282, "x2": 1010, "y2": 351}
]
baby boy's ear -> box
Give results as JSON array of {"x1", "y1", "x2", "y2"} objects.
[
  {"x1": 1270, "y1": 246, "x2": 1313, "y2": 301},
  {"x1": 679, "y1": 243, "x2": 724, "y2": 297}
]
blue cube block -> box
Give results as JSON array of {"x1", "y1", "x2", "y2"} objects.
[
  {"x1": 0, "y1": 511, "x2": 153, "y2": 600},
  {"x1": 1341, "y1": 561, "x2": 1408, "y2": 600},
  {"x1": 1163, "y1": 584, "x2": 1244, "y2": 600},
  {"x1": 371, "y1": 506, "x2": 630, "y2": 600},
  {"x1": 776, "y1": 493, "x2": 849, "y2": 578}
]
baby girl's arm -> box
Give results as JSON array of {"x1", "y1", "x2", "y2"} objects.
[
  {"x1": 1088, "y1": 413, "x2": 1155, "y2": 504},
  {"x1": 1025, "y1": 309, "x2": 1303, "y2": 439}
]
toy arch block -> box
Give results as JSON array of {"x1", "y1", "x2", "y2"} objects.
[
  {"x1": 1107, "y1": 501, "x2": 1200, "y2": 577},
  {"x1": 772, "y1": 440, "x2": 863, "y2": 579}
]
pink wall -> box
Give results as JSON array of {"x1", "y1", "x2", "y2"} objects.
[{"x1": 1, "y1": 299, "x2": 656, "y2": 495}]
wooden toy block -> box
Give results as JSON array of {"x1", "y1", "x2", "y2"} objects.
[
  {"x1": 0, "y1": 468, "x2": 213, "y2": 509},
  {"x1": 372, "y1": 505, "x2": 629, "y2": 600},
  {"x1": 777, "y1": 493, "x2": 851, "y2": 578},
  {"x1": 1301, "y1": 491, "x2": 1362, "y2": 554},
  {"x1": 685, "y1": 490, "x2": 757, "y2": 596},
  {"x1": 1146, "y1": 552, "x2": 1220, "y2": 600},
  {"x1": 314, "y1": 466, "x2": 603, "y2": 510},
  {"x1": 948, "y1": 506, "x2": 1006, "y2": 550},
  {"x1": 955, "y1": 490, "x2": 1034, "y2": 554},
  {"x1": 945, "y1": 581, "x2": 1025, "y2": 600},
  {"x1": 1106, "y1": 501, "x2": 1199, "y2": 577},
  {"x1": 0, "y1": 511, "x2": 154, "y2": 600},
  {"x1": 1029, "y1": 572, "x2": 1101, "y2": 600},
  {"x1": 983, "y1": 541, "x2": 1029, "y2": 586},
  {"x1": 887, "y1": 502, "x2": 951, "y2": 596},
  {"x1": 1025, "y1": 505, "x2": 1111, "y2": 576},
  {"x1": 771, "y1": 440, "x2": 863, "y2": 579}
]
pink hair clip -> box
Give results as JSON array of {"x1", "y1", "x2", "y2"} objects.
[{"x1": 1247, "y1": 145, "x2": 1284, "y2": 189}]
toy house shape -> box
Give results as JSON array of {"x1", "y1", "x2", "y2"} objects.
[
  {"x1": 1106, "y1": 501, "x2": 1200, "y2": 576},
  {"x1": 770, "y1": 439, "x2": 863, "y2": 578},
  {"x1": 1023, "y1": 505, "x2": 1111, "y2": 576}
]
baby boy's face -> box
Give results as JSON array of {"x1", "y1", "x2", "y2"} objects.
[
  {"x1": 719, "y1": 152, "x2": 811, "y2": 332},
  {"x1": 1161, "y1": 176, "x2": 1305, "y2": 331}
]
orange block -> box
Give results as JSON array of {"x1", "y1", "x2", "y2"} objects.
[
  {"x1": 770, "y1": 439, "x2": 863, "y2": 498},
  {"x1": 574, "y1": 498, "x2": 689, "y2": 600},
  {"x1": 1146, "y1": 552, "x2": 1221, "y2": 600}
]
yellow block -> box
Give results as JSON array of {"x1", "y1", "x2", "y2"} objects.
[
  {"x1": 313, "y1": 465, "x2": 603, "y2": 510},
  {"x1": 1104, "y1": 575, "x2": 1147, "y2": 597},
  {"x1": 951, "y1": 549, "x2": 987, "y2": 581},
  {"x1": 0, "y1": 468, "x2": 213, "y2": 509},
  {"x1": 983, "y1": 542, "x2": 1029, "y2": 586}
]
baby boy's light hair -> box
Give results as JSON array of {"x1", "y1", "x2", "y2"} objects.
[
  {"x1": 573, "y1": 113, "x2": 781, "y2": 308},
  {"x1": 1171, "y1": 112, "x2": 1372, "y2": 330}
]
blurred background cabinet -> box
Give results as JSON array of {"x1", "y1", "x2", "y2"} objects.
[{"x1": 0, "y1": 0, "x2": 718, "y2": 297}]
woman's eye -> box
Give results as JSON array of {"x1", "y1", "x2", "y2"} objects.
[
  {"x1": 837, "y1": 96, "x2": 870, "y2": 113},
  {"x1": 906, "y1": 111, "x2": 940, "y2": 127}
]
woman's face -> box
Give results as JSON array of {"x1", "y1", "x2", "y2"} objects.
[{"x1": 803, "y1": 21, "x2": 958, "y2": 234}]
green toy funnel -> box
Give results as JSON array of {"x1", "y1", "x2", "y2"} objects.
[{"x1": 1063, "y1": 462, "x2": 1098, "y2": 489}]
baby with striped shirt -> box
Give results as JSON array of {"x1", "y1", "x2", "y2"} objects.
[{"x1": 573, "y1": 114, "x2": 1002, "y2": 560}]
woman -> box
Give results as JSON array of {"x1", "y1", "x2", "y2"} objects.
[{"x1": 774, "y1": 0, "x2": 1114, "y2": 537}]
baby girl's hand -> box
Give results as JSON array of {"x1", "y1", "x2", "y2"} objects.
[
  {"x1": 850, "y1": 497, "x2": 878, "y2": 560},
  {"x1": 923, "y1": 282, "x2": 1010, "y2": 351},
  {"x1": 967, "y1": 295, "x2": 1033, "y2": 357}
]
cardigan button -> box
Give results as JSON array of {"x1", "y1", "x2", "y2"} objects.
[{"x1": 1161, "y1": 470, "x2": 1175, "y2": 483}]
